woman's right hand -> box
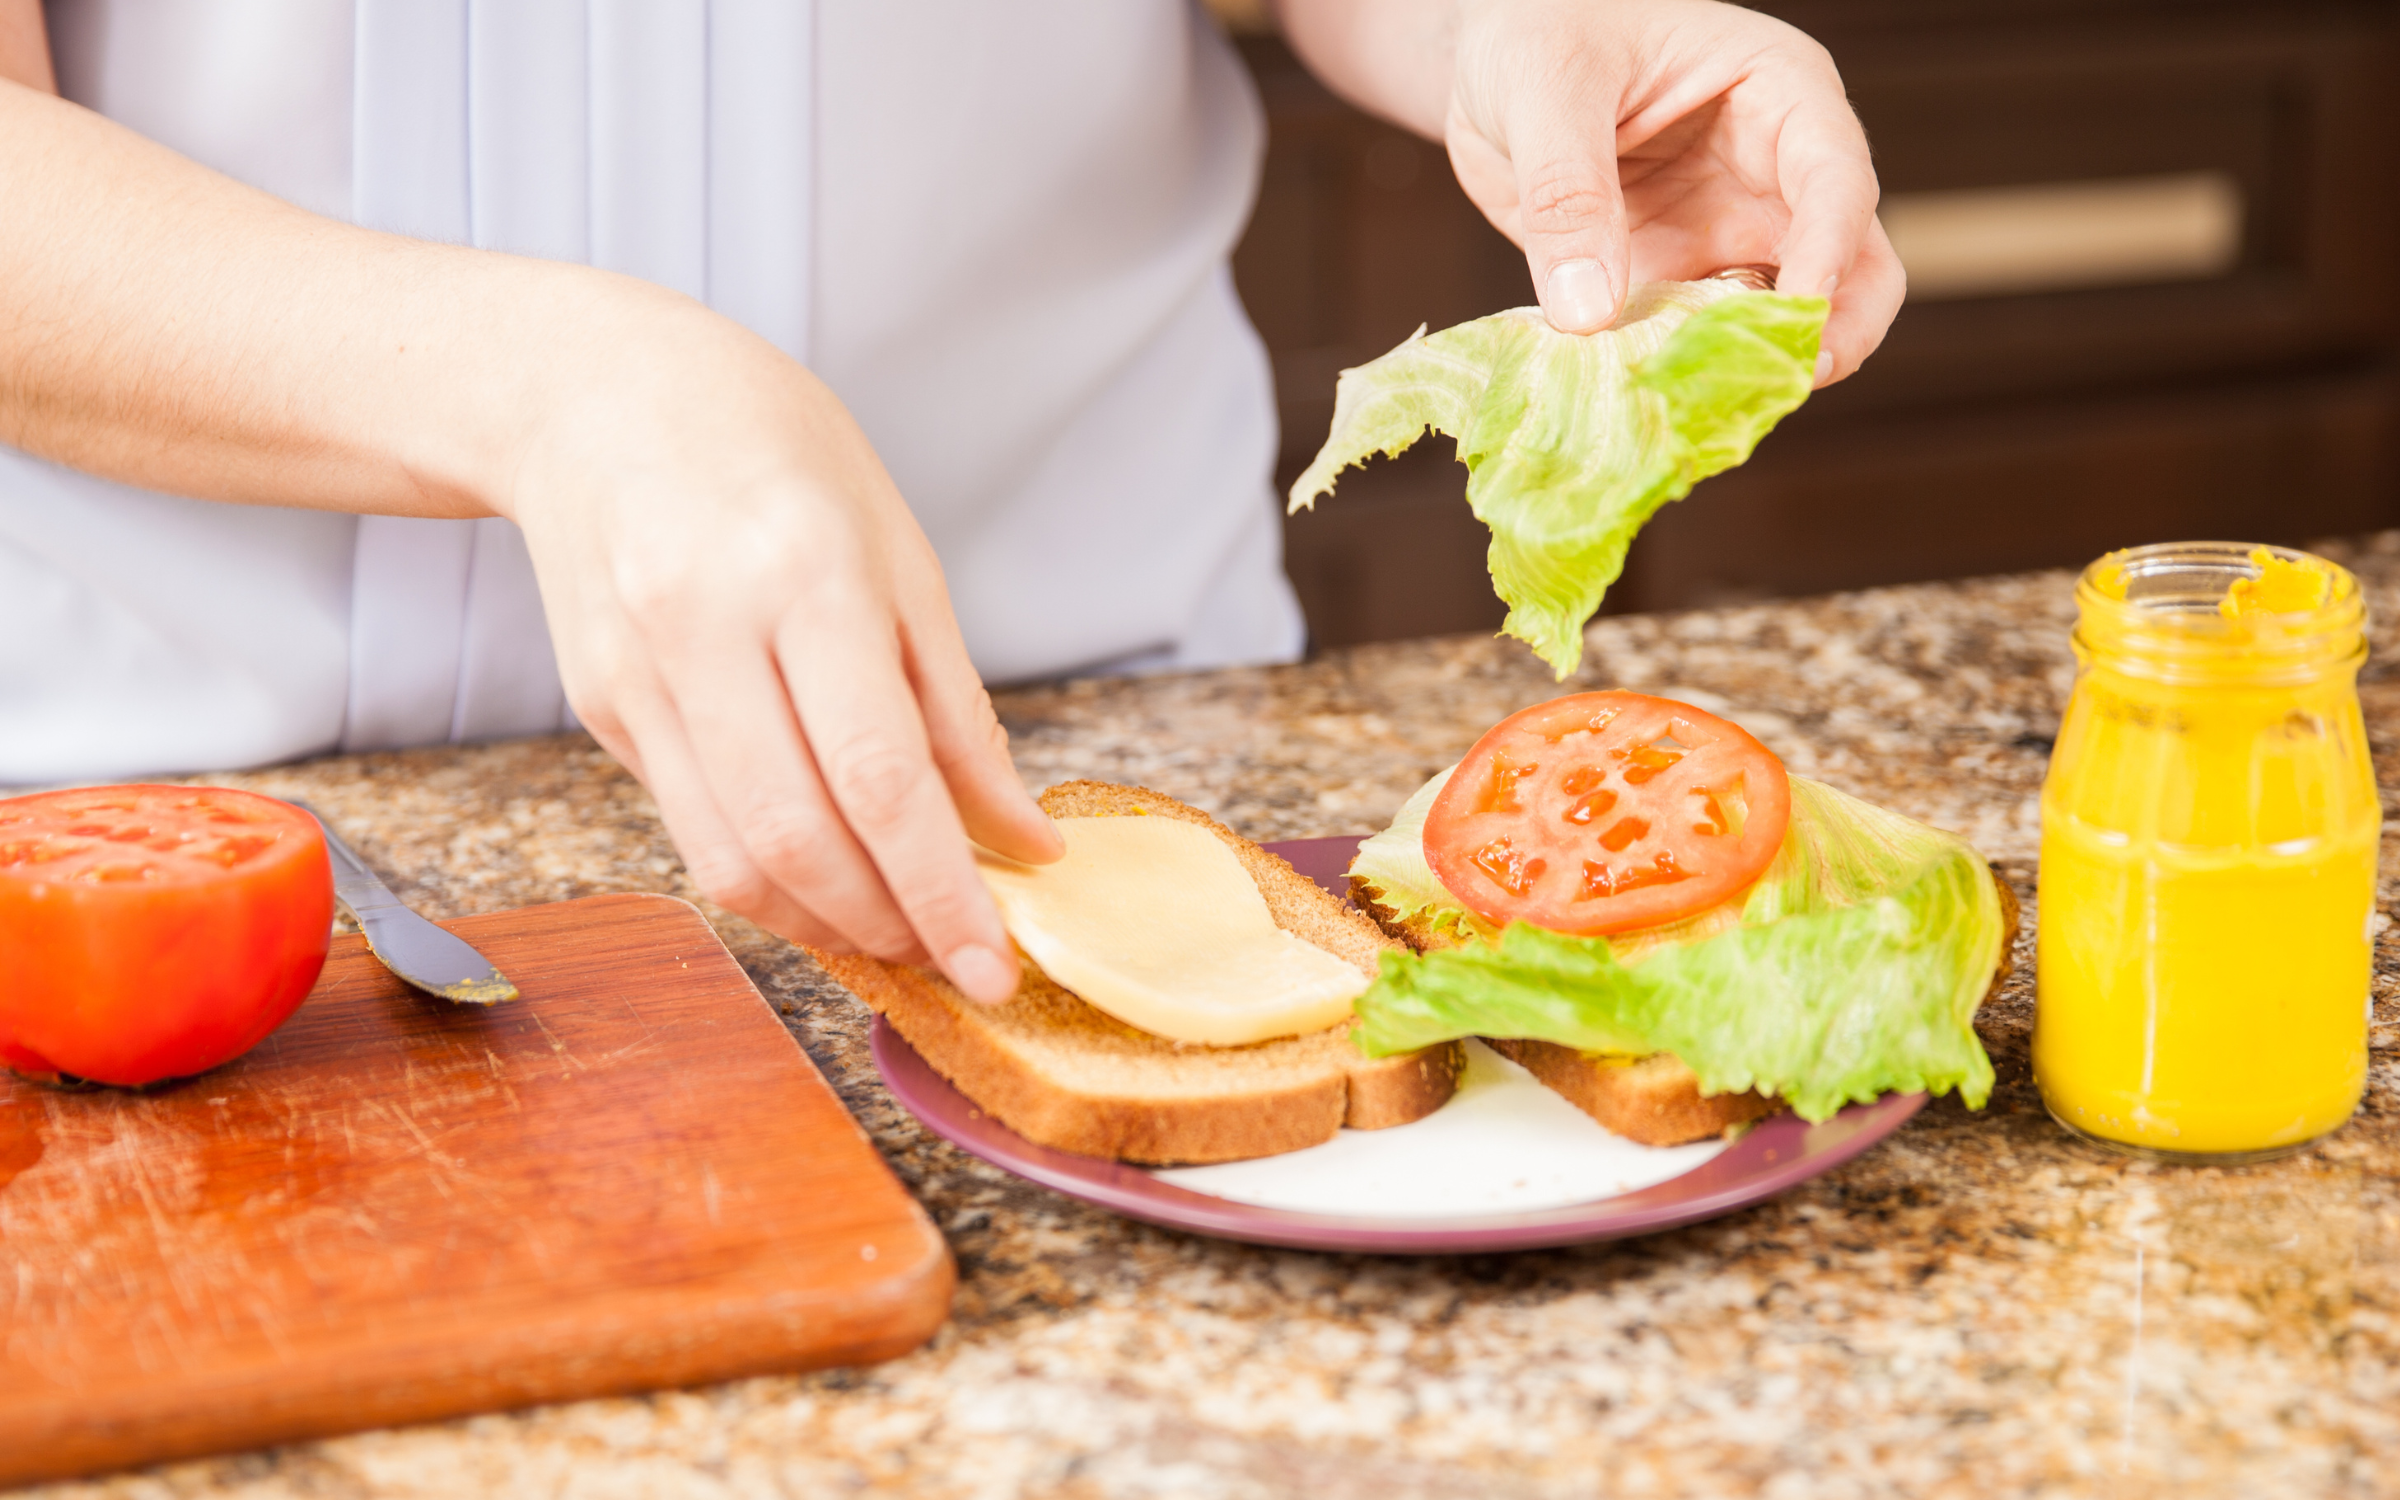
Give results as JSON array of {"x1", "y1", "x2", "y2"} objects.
[{"x1": 500, "y1": 282, "x2": 1063, "y2": 1002}]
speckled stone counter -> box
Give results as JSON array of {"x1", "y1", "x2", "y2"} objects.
[{"x1": 19, "y1": 541, "x2": 2400, "y2": 1500}]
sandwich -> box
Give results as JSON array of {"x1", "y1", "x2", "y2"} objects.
[
  {"x1": 817, "y1": 781, "x2": 1463, "y2": 1165},
  {"x1": 827, "y1": 700, "x2": 2014, "y2": 1164},
  {"x1": 1345, "y1": 689, "x2": 2018, "y2": 1144},
  {"x1": 1271, "y1": 277, "x2": 2015, "y2": 1144},
  {"x1": 831, "y1": 278, "x2": 2014, "y2": 1163}
]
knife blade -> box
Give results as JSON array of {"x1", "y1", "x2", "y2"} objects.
[{"x1": 289, "y1": 801, "x2": 519, "y2": 1005}]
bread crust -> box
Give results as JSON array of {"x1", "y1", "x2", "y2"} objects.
[
  {"x1": 819, "y1": 781, "x2": 1462, "y2": 1166},
  {"x1": 1353, "y1": 867, "x2": 2024, "y2": 1146},
  {"x1": 1480, "y1": 1042, "x2": 1782, "y2": 1143},
  {"x1": 1348, "y1": 875, "x2": 1476, "y2": 955}
]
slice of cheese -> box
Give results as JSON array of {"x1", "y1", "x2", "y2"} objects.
[{"x1": 975, "y1": 815, "x2": 1370, "y2": 1046}]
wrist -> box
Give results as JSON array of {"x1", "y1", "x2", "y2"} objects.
[
  {"x1": 480, "y1": 264, "x2": 806, "y2": 539},
  {"x1": 391, "y1": 255, "x2": 718, "y2": 528}
]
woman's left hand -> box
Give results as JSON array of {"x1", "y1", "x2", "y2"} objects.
[{"x1": 1276, "y1": 0, "x2": 1905, "y2": 386}]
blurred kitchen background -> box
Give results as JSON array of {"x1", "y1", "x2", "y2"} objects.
[{"x1": 1214, "y1": 0, "x2": 2400, "y2": 648}]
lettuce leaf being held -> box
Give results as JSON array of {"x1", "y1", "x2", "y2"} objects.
[
  {"x1": 1351, "y1": 777, "x2": 2004, "y2": 1123},
  {"x1": 1287, "y1": 282, "x2": 1826, "y2": 679}
]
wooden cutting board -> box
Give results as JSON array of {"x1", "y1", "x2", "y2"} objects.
[{"x1": 0, "y1": 893, "x2": 951, "y2": 1488}]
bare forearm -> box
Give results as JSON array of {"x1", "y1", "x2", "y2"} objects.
[
  {"x1": 1272, "y1": 0, "x2": 1456, "y2": 138},
  {"x1": 0, "y1": 78, "x2": 714, "y2": 521}
]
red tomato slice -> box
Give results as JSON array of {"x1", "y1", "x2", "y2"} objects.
[
  {"x1": 0, "y1": 786, "x2": 333, "y2": 1086},
  {"x1": 1425, "y1": 691, "x2": 1791, "y2": 935}
]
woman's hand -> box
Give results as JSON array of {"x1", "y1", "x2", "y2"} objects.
[
  {"x1": 0, "y1": 73, "x2": 1057, "y2": 1002},
  {"x1": 505, "y1": 289, "x2": 1063, "y2": 1001},
  {"x1": 1277, "y1": 0, "x2": 1904, "y2": 385}
]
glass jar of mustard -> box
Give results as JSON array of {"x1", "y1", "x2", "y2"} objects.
[{"x1": 2035, "y1": 542, "x2": 2378, "y2": 1161}]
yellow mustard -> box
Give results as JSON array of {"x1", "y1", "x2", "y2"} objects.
[{"x1": 2036, "y1": 543, "x2": 2378, "y2": 1159}]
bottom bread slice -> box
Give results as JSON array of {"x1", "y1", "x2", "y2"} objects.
[
  {"x1": 1482, "y1": 1041, "x2": 1779, "y2": 1145},
  {"x1": 827, "y1": 955, "x2": 1461, "y2": 1165}
]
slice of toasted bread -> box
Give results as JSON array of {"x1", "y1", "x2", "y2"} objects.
[
  {"x1": 818, "y1": 781, "x2": 1462, "y2": 1166},
  {"x1": 1354, "y1": 870, "x2": 2023, "y2": 1146},
  {"x1": 1479, "y1": 1043, "x2": 1783, "y2": 1142}
]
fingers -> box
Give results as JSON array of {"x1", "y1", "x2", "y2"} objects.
[
  {"x1": 627, "y1": 521, "x2": 1027, "y2": 1005},
  {"x1": 1761, "y1": 89, "x2": 1889, "y2": 384},
  {"x1": 773, "y1": 553, "x2": 1024, "y2": 1005},
  {"x1": 1510, "y1": 116, "x2": 1632, "y2": 335},
  {"x1": 893, "y1": 551, "x2": 1062, "y2": 866},
  {"x1": 1768, "y1": 135, "x2": 1876, "y2": 302},
  {"x1": 658, "y1": 607, "x2": 1026, "y2": 1003},
  {"x1": 1443, "y1": 20, "x2": 1636, "y2": 336},
  {"x1": 541, "y1": 508, "x2": 916, "y2": 962},
  {"x1": 585, "y1": 508, "x2": 1023, "y2": 1003},
  {"x1": 657, "y1": 621, "x2": 936, "y2": 968},
  {"x1": 1452, "y1": 121, "x2": 1633, "y2": 334},
  {"x1": 1812, "y1": 214, "x2": 1904, "y2": 386},
  {"x1": 1444, "y1": 2, "x2": 1898, "y2": 363},
  {"x1": 1444, "y1": 117, "x2": 1529, "y2": 249},
  {"x1": 603, "y1": 661, "x2": 856, "y2": 957}
]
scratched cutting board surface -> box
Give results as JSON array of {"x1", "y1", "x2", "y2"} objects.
[{"x1": 0, "y1": 893, "x2": 952, "y2": 1489}]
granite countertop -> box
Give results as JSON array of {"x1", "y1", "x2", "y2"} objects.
[{"x1": 21, "y1": 541, "x2": 2400, "y2": 1500}]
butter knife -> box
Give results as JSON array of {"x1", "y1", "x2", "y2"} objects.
[{"x1": 290, "y1": 801, "x2": 519, "y2": 1006}]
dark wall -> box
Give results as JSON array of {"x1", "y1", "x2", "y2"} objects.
[{"x1": 1238, "y1": 1, "x2": 2400, "y2": 647}]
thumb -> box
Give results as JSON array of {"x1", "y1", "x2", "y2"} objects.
[{"x1": 1517, "y1": 134, "x2": 1631, "y2": 335}]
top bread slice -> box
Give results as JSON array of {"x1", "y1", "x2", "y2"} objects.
[
  {"x1": 1352, "y1": 869, "x2": 2022, "y2": 1146},
  {"x1": 818, "y1": 781, "x2": 1462, "y2": 1166}
]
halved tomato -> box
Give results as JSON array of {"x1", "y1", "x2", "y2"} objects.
[
  {"x1": 1424, "y1": 691, "x2": 1791, "y2": 935},
  {"x1": 0, "y1": 786, "x2": 333, "y2": 1086}
]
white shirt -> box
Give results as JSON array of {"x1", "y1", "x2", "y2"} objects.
[{"x1": 1, "y1": 0, "x2": 1301, "y2": 783}]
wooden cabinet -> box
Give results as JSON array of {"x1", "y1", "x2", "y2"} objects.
[{"x1": 1236, "y1": 1, "x2": 2400, "y2": 646}]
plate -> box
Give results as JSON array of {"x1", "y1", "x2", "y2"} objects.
[{"x1": 868, "y1": 836, "x2": 1926, "y2": 1253}]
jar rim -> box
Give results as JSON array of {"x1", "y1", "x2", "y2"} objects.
[{"x1": 2072, "y1": 541, "x2": 2365, "y2": 682}]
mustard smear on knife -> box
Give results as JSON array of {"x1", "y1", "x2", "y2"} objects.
[{"x1": 975, "y1": 817, "x2": 1368, "y2": 1045}]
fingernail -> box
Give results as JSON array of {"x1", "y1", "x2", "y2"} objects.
[
  {"x1": 947, "y1": 942, "x2": 1017, "y2": 1004},
  {"x1": 1818, "y1": 274, "x2": 1841, "y2": 297},
  {"x1": 1543, "y1": 259, "x2": 1617, "y2": 333},
  {"x1": 1813, "y1": 351, "x2": 1834, "y2": 386}
]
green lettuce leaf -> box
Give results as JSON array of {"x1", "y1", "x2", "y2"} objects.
[
  {"x1": 1349, "y1": 776, "x2": 2003, "y2": 1122},
  {"x1": 1287, "y1": 282, "x2": 1827, "y2": 678},
  {"x1": 1345, "y1": 767, "x2": 1500, "y2": 944}
]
